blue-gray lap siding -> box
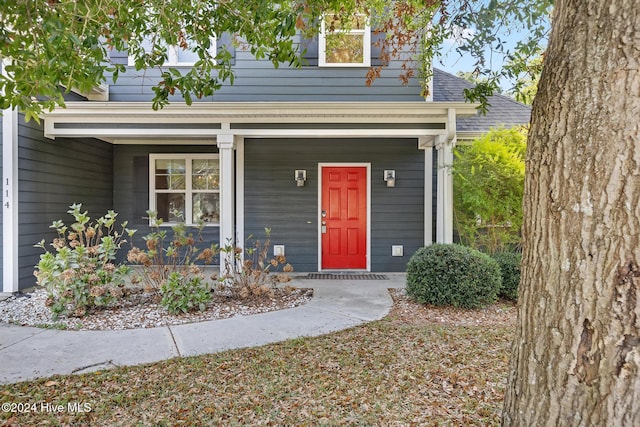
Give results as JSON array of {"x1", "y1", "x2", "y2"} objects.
[
  {"x1": 17, "y1": 116, "x2": 114, "y2": 289},
  {"x1": 243, "y1": 138, "x2": 427, "y2": 272},
  {"x1": 112, "y1": 144, "x2": 220, "y2": 257},
  {"x1": 0, "y1": 118, "x2": 3, "y2": 284},
  {"x1": 107, "y1": 35, "x2": 423, "y2": 103}
]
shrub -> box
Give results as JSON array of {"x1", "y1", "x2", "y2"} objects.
[
  {"x1": 127, "y1": 210, "x2": 218, "y2": 313},
  {"x1": 492, "y1": 251, "x2": 522, "y2": 301},
  {"x1": 160, "y1": 272, "x2": 212, "y2": 314},
  {"x1": 406, "y1": 244, "x2": 501, "y2": 309},
  {"x1": 128, "y1": 210, "x2": 218, "y2": 293},
  {"x1": 34, "y1": 204, "x2": 136, "y2": 319},
  {"x1": 453, "y1": 126, "x2": 526, "y2": 253},
  {"x1": 220, "y1": 228, "x2": 294, "y2": 299}
]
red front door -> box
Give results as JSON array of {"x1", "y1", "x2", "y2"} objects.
[{"x1": 321, "y1": 166, "x2": 367, "y2": 269}]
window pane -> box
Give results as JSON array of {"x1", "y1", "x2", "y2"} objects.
[
  {"x1": 171, "y1": 46, "x2": 200, "y2": 64},
  {"x1": 155, "y1": 159, "x2": 185, "y2": 190},
  {"x1": 129, "y1": 37, "x2": 170, "y2": 67},
  {"x1": 193, "y1": 193, "x2": 219, "y2": 223},
  {"x1": 156, "y1": 193, "x2": 185, "y2": 222},
  {"x1": 176, "y1": 47, "x2": 200, "y2": 64},
  {"x1": 325, "y1": 14, "x2": 366, "y2": 30},
  {"x1": 192, "y1": 159, "x2": 219, "y2": 190},
  {"x1": 155, "y1": 175, "x2": 169, "y2": 190},
  {"x1": 325, "y1": 34, "x2": 364, "y2": 63}
]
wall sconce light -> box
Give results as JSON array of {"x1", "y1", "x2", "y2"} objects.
[
  {"x1": 295, "y1": 169, "x2": 307, "y2": 187},
  {"x1": 384, "y1": 170, "x2": 396, "y2": 187}
]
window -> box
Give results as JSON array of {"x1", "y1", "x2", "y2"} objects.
[
  {"x1": 128, "y1": 35, "x2": 217, "y2": 67},
  {"x1": 319, "y1": 13, "x2": 371, "y2": 67},
  {"x1": 150, "y1": 154, "x2": 220, "y2": 225}
]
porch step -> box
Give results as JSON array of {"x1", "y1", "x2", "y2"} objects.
[{"x1": 306, "y1": 273, "x2": 389, "y2": 280}]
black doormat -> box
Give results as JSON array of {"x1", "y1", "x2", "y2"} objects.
[{"x1": 306, "y1": 273, "x2": 389, "y2": 280}]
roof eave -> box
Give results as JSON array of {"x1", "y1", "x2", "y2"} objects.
[{"x1": 44, "y1": 101, "x2": 479, "y2": 124}]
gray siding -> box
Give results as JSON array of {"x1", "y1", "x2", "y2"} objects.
[
  {"x1": 244, "y1": 138, "x2": 425, "y2": 272},
  {"x1": 18, "y1": 116, "x2": 114, "y2": 289},
  {"x1": 0, "y1": 117, "x2": 3, "y2": 285},
  {"x1": 62, "y1": 91, "x2": 89, "y2": 102},
  {"x1": 113, "y1": 144, "x2": 220, "y2": 257},
  {"x1": 107, "y1": 34, "x2": 423, "y2": 103}
]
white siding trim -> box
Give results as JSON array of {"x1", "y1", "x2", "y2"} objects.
[{"x1": 2, "y1": 97, "x2": 19, "y2": 293}]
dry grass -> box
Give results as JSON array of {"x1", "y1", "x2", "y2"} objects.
[{"x1": 1, "y1": 291, "x2": 516, "y2": 426}]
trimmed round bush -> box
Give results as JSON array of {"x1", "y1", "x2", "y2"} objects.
[
  {"x1": 406, "y1": 244, "x2": 502, "y2": 309},
  {"x1": 492, "y1": 251, "x2": 522, "y2": 301}
]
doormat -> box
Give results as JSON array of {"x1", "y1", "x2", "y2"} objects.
[{"x1": 307, "y1": 273, "x2": 389, "y2": 280}]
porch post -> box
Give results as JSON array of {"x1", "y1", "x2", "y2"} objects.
[
  {"x1": 435, "y1": 138, "x2": 455, "y2": 244},
  {"x1": 235, "y1": 137, "x2": 245, "y2": 258},
  {"x1": 420, "y1": 137, "x2": 433, "y2": 246},
  {"x1": 2, "y1": 60, "x2": 19, "y2": 293},
  {"x1": 217, "y1": 133, "x2": 235, "y2": 274}
]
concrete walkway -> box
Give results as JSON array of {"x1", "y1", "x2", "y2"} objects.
[{"x1": 0, "y1": 274, "x2": 405, "y2": 385}]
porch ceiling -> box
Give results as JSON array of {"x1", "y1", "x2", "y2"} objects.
[{"x1": 42, "y1": 101, "x2": 479, "y2": 143}]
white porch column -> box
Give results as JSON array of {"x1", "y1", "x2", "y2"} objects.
[
  {"x1": 235, "y1": 137, "x2": 244, "y2": 254},
  {"x1": 2, "y1": 61, "x2": 19, "y2": 293},
  {"x1": 435, "y1": 138, "x2": 455, "y2": 244},
  {"x1": 217, "y1": 133, "x2": 235, "y2": 274},
  {"x1": 420, "y1": 137, "x2": 433, "y2": 246}
]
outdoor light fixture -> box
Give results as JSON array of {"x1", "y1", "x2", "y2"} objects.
[
  {"x1": 384, "y1": 170, "x2": 396, "y2": 187},
  {"x1": 295, "y1": 169, "x2": 307, "y2": 187}
]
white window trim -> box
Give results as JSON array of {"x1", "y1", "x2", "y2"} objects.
[
  {"x1": 319, "y1": 14, "x2": 371, "y2": 67},
  {"x1": 128, "y1": 36, "x2": 217, "y2": 67},
  {"x1": 149, "y1": 153, "x2": 220, "y2": 226}
]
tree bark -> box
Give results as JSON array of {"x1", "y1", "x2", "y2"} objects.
[{"x1": 503, "y1": 0, "x2": 640, "y2": 425}]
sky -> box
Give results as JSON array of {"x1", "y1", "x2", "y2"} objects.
[
  {"x1": 434, "y1": 18, "x2": 549, "y2": 93},
  {"x1": 434, "y1": 31, "x2": 527, "y2": 91},
  {"x1": 431, "y1": 0, "x2": 551, "y2": 92}
]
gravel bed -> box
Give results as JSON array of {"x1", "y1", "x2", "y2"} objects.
[{"x1": 0, "y1": 287, "x2": 313, "y2": 331}]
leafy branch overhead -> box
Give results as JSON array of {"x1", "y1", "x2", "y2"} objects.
[{"x1": 0, "y1": 0, "x2": 551, "y2": 119}]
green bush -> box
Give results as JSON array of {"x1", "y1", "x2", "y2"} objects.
[
  {"x1": 406, "y1": 244, "x2": 501, "y2": 309},
  {"x1": 34, "y1": 204, "x2": 136, "y2": 319},
  {"x1": 492, "y1": 252, "x2": 522, "y2": 301},
  {"x1": 453, "y1": 126, "x2": 526, "y2": 253},
  {"x1": 160, "y1": 272, "x2": 212, "y2": 314}
]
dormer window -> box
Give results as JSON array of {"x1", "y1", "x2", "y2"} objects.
[
  {"x1": 128, "y1": 35, "x2": 216, "y2": 67},
  {"x1": 319, "y1": 13, "x2": 371, "y2": 67}
]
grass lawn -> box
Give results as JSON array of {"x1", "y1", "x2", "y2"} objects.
[{"x1": 1, "y1": 292, "x2": 515, "y2": 426}]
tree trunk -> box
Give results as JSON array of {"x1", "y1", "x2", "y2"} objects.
[{"x1": 502, "y1": 1, "x2": 640, "y2": 425}]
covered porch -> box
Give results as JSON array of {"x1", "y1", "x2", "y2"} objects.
[{"x1": 2, "y1": 101, "x2": 477, "y2": 292}]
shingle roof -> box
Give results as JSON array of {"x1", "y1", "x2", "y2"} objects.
[{"x1": 432, "y1": 68, "x2": 531, "y2": 134}]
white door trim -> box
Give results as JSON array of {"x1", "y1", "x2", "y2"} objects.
[{"x1": 317, "y1": 163, "x2": 371, "y2": 272}]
